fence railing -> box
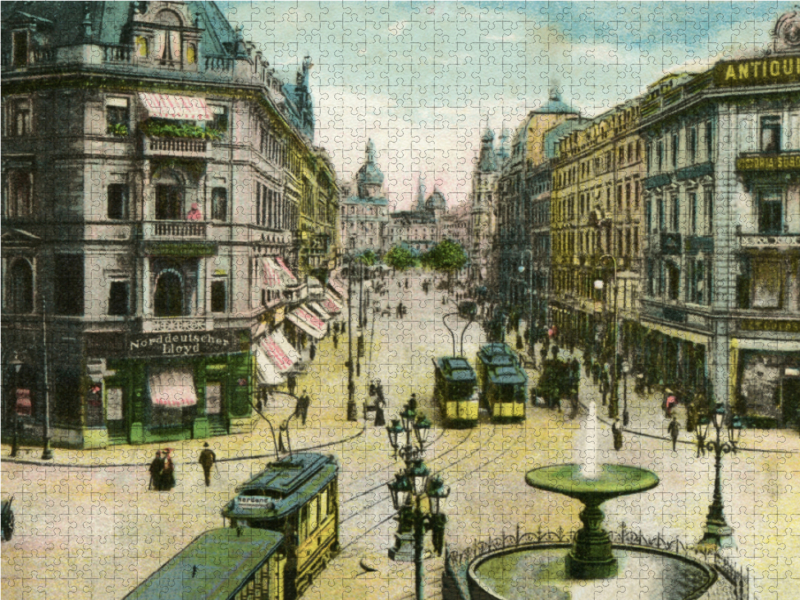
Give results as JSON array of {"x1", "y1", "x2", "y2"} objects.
[{"x1": 445, "y1": 523, "x2": 752, "y2": 600}]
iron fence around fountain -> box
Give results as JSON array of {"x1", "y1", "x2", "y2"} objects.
[{"x1": 444, "y1": 523, "x2": 752, "y2": 600}]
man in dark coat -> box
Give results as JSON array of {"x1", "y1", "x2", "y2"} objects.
[
  {"x1": 668, "y1": 417, "x2": 680, "y2": 452},
  {"x1": 198, "y1": 443, "x2": 216, "y2": 487},
  {"x1": 310, "y1": 343, "x2": 316, "y2": 361},
  {"x1": 612, "y1": 419, "x2": 623, "y2": 451},
  {"x1": 149, "y1": 450, "x2": 164, "y2": 491}
]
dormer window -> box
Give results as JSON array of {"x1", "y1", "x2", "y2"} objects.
[{"x1": 12, "y1": 31, "x2": 29, "y2": 67}]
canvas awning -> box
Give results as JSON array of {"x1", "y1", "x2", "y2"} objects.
[
  {"x1": 322, "y1": 291, "x2": 343, "y2": 314},
  {"x1": 262, "y1": 258, "x2": 283, "y2": 290},
  {"x1": 259, "y1": 336, "x2": 294, "y2": 373},
  {"x1": 328, "y1": 278, "x2": 346, "y2": 298},
  {"x1": 254, "y1": 344, "x2": 286, "y2": 386},
  {"x1": 138, "y1": 93, "x2": 213, "y2": 121},
  {"x1": 307, "y1": 276, "x2": 325, "y2": 298},
  {"x1": 148, "y1": 366, "x2": 197, "y2": 407},
  {"x1": 274, "y1": 257, "x2": 298, "y2": 286},
  {"x1": 308, "y1": 302, "x2": 332, "y2": 321},
  {"x1": 287, "y1": 306, "x2": 327, "y2": 340},
  {"x1": 271, "y1": 329, "x2": 302, "y2": 364}
]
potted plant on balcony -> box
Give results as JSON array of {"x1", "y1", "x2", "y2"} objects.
[
  {"x1": 107, "y1": 123, "x2": 129, "y2": 137},
  {"x1": 140, "y1": 119, "x2": 225, "y2": 141}
]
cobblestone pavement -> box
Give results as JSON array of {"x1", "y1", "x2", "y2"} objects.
[{"x1": 3, "y1": 271, "x2": 799, "y2": 600}]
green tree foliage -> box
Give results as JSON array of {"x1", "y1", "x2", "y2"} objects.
[
  {"x1": 356, "y1": 250, "x2": 378, "y2": 266},
  {"x1": 422, "y1": 239, "x2": 468, "y2": 274},
  {"x1": 384, "y1": 245, "x2": 417, "y2": 271}
]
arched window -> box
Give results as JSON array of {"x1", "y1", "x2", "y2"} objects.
[
  {"x1": 154, "y1": 270, "x2": 183, "y2": 316},
  {"x1": 6, "y1": 259, "x2": 33, "y2": 313}
]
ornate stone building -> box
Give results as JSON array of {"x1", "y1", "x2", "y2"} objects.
[
  {"x1": 468, "y1": 128, "x2": 499, "y2": 285},
  {"x1": 1, "y1": 1, "x2": 338, "y2": 448},
  {"x1": 339, "y1": 140, "x2": 388, "y2": 255}
]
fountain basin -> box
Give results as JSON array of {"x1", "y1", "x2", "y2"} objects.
[
  {"x1": 526, "y1": 464, "x2": 659, "y2": 579},
  {"x1": 469, "y1": 544, "x2": 715, "y2": 600}
]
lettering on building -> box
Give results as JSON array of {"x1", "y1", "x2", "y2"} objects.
[{"x1": 714, "y1": 56, "x2": 800, "y2": 86}]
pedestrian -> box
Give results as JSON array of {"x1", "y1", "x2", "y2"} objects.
[
  {"x1": 162, "y1": 448, "x2": 176, "y2": 490},
  {"x1": 612, "y1": 419, "x2": 623, "y2": 451},
  {"x1": 374, "y1": 393, "x2": 386, "y2": 427},
  {"x1": 600, "y1": 368, "x2": 610, "y2": 406},
  {"x1": 149, "y1": 450, "x2": 164, "y2": 491},
  {"x1": 405, "y1": 279, "x2": 409, "y2": 289},
  {"x1": 256, "y1": 397, "x2": 263, "y2": 413},
  {"x1": 299, "y1": 391, "x2": 310, "y2": 426},
  {"x1": 288, "y1": 375, "x2": 297, "y2": 397},
  {"x1": 278, "y1": 422, "x2": 288, "y2": 453},
  {"x1": 341, "y1": 321, "x2": 346, "y2": 334},
  {"x1": 665, "y1": 392, "x2": 677, "y2": 418},
  {"x1": 310, "y1": 343, "x2": 316, "y2": 361},
  {"x1": 333, "y1": 322, "x2": 339, "y2": 335},
  {"x1": 333, "y1": 332, "x2": 339, "y2": 349},
  {"x1": 408, "y1": 393, "x2": 418, "y2": 412},
  {"x1": 198, "y1": 442, "x2": 216, "y2": 487},
  {"x1": 668, "y1": 417, "x2": 680, "y2": 452},
  {"x1": 695, "y1": 428, "x2": 707, "y2": 457}
]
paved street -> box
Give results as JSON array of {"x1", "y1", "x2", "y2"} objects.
[{"x1": 3, "y1": 270, "x2": 799, "y2": 600}]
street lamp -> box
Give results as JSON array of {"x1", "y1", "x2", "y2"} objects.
[
  {"x1": 386, "y1": 403, "x2": 448, "y2": 600},
  {"x1": 9, "y1": 351, "x2": 23, "y2": 458},
  {"x1": 345, "y1": 255, "x2": 358, "y2": 421},
  {"x1": 622, "y1": 361, "x2": 631, "y2": 426},
  {"x1": 594, "y1": 255, "x2": 619, "y2": 419},
  {"x1": 696, "y1": 403, "x2": 742, "y2": 550}
]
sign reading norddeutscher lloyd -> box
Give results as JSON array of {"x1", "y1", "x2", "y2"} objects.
[
  {"x1": 714, "y1": 55, "x2": 800, "y2": 86},
  {"x1": 127, "y1": 330, "x2": 245, "y2": 358}
]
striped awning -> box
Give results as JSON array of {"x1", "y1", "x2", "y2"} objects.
[
  {"x1": 254, "y1": 344, "x2": 286, "y2": 386},
  {"x1": 274, "y1": 257, "x2": 298, "y2": 285},
  {"x1": 259, "y1": 336, "x2": 294, "y2": 373},
  {"x1": 308, "y1": 302, "x2": 332, "y2": 321},
  {"x1": 322, "y1": 292, "x2": 343, "y2": 314},
  {"x1": 262, "y1": 258, "x2": 283, "y2": 290},
  {"x1": 148, "y1": 366, "x2": 197, "y2": 407},
  {"x1": 271, "y1": 330, "x2": 302, "y2": 364},
  {"x1": 287, "y1": 306, "x2": 327, "y2": 340},
  {"x1": 138, "y1": 93, "x2": 213, "y2": 121},
  {"x1": 328, "y1": 278, "x2": 346, "y2": 298}
]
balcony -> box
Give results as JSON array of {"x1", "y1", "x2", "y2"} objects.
[
  {"x1": 685, "y1": 235, "x2": 714, "y2": 254},
  {"x1": 142, "y1": 136, "x2": 210, "y2": 160},
  {"x1": 143, "y1": 221, "x2": 207, "y2": 240},
  {"x1": 737, "y1": 231, "x2": 800, "y2": 250},
  {"x1": 140, "y1": 316, "x2": 214, "y2": 333}
]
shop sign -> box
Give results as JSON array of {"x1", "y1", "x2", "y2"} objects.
[
  {"x1": 739, "y1": 319, "x2": 800, "y2": 333},
  {"x1": 714, "y1": 55, "x2": 800, "y2": 87},
  {"x1": 736, "y1": 152, "x2": 800, "y2": 172},
  {"x1": 127, "y1": 330, "x2": 245, "y2": 357},
  {"x1": 144, "y1": 241, "x2": 217, "y2": 257}
]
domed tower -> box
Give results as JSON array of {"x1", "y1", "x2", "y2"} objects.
[
  {"x1": 478, "y1": 128, "x2": 498, "y2": 172},
  {"x1": 416, "y1": 174, "x2": 427, "y2": 212},
  {"x1": 356, "y1": 139, "x2": 384, "y2": 199}
]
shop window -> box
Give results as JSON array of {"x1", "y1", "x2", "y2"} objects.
[
  {"x1": 108, "y1": 281, "x2": 130, "y2": 316},
  {"x1": 155, "y1": 185, "x2": 183, "y2": 220},
  {"x1": 6, "y1": 169, "x2": 33, "y2": 217},
  {"x1": 211, "y1": 280, "x2": 226, "y2": 313},
  {"x1": 760, "y1": 116, "x2": 781, "y2": 153},
  {"x1": 54, "y1": 254, "x2": 84, "y2": 315},
  {"x1": 86, "y1": 384, "x2": 104, "y2": 427},
  {"x1": 106, "y1": 98, "x2": 130, "y2": 136},
  {"x1": 758, "y1": 190, "x2": 783, "y2": 234},
  {"x1": 154, "y1": 270, "x2": 183, "y2": 316},
  {"x1": 107, "y1": 184, "x2": 129, "y2": 220},
  {"x1": 6, "y1": 259, "x2": 33, "y2": 313},
  {"x1": 54, "y1": 367, "x2": 81, "y2": 426},
  {"x1": 12, "y1": 31, "x2": 29, "y2": 67},
  {"x1": 211, "y1": 187, "x2": 227, "y2": 221}
]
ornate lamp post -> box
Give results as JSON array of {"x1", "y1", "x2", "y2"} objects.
[
  {"x1": 696, "y1": 403, "x2": 742, "y2": 550},
  {"x1": 622, "y1": 360, "x2": 631, "y2": 426},
  {"x1": 386, "y1": 403, "x2": 446, "y2": 600},
  {"x1": 594, "y1": 255, "x2": 619, "y2": 419},
  {"x1": 345, "y1": 255, "x2": 358, "y2": 421}
]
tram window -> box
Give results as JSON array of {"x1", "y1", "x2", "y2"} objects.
[
  {"x1": 308, "y1": 497, "x2": 319, "y2": 533},
  {"x1": 320, "y1": 488, "x2": 328, "y2": 520},
  {"x1": 299, "y1": 505, "x2": 309, "y2": 542}
]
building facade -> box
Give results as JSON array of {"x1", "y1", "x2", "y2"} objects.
[
  {"x1": 384, "y1": 176, "x2": 450, "y2": 255},
  {"x1": 494, "y1": 91, "x2": 580, "y2": 321},
  {"x1": 338, "y1": 140, "x2": 388, "y2": 255},
  {"x1": 468, "y1": 129, "x2": 499, "y2": 286},
  {"x1": 1, "y1": 1, "x2": 338, "y2": 448},
  {"x1": 550, "y1": 98, "x2": 646, "y2": 361},
  {"x1": 639, "y1": 17, "x2": 800, "y2": 422}
]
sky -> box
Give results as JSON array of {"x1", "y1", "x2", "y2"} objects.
[{"x1": 219, "y1": 1, "x2": 793, "y2": 211}]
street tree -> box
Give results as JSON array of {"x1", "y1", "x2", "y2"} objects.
[
  {"x1": 422, "y1": 239, "x2": 468, "y2": 290},
  {"x1": 384, "y1": 245, "x2": 417, "y2": 272}
]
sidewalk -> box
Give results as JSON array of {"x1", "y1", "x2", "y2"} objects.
[{"x1": 520, "y1": 341, "x2": 800, "y2": 455}]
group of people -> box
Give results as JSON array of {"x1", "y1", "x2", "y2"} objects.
[
  {"x1": 395, "y1": 302, "x2": 407, "y2": 319},
  {"x1": 368, "y1": 380, "x2": 386, "y2": 427},
  {"x1": 148, "y1": 448, "x2": 176, "y2": 491}
]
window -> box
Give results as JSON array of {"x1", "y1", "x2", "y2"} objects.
[
  {"x1": 646, "y1": 144, "x2": 652, "y2": 172},
  {"x1": 689, "y1": 192, "x2": 697, "y2": 233},
  {"x1": 667, "y1": 262, "x2": 680, "y2": 300},
  {"x1": 705, "y1": 122, "x2": 713, "y2": 159},
  {"x1": 54, "y1": 254, "x2": 84, "y2": 315},
  {"x1": 107, "y1": 184, "x2": 129, "y2": 220},
  {"x1": 658, "y1": 197, "x2": 666, "y2": 231},
  {"x1": 209, "y1": 105, "x2": 228, "y2": 135},
  {"x1": 211, "y1": 280, "x2": 226, "y2": 313},
  {"x1": 657, "y1": 141, "x2": 664, "y2": 171},
  {"x1": 758, "y1": 190, "x2": 783, "y2": 234},
  {"x1": 671, "y1": 194, "x2": 679, "y2": 232},
  {"x1": 6, "y1": 170, "x2": 33, "y2": 217},
  {"x1": 154, "y1": 270, "x2": 183, "y2": 316},
  {"x1": 646, "y1": 200, "x2": 652, "y2": 232},
  {"x1": 625, "y1": 183, "x2": 631, "y2": 208},
  {"x1": 8, "y1": 99, "x2": 31, "y2": 137},
  {"x1": 12, "y1": 31, "x2": 28, "y2": 67},
  {"x1": 108, "y1": 281, "x2": 130, "y2": 316},
  {"x1": 704, "y1": 190, "x2": 714, "y2": 235},
  {"x1": 106, "y1": 98, "x2": 130, "y2": 136},
  {"x1": 760, "y1": 116, "x2": 781, "y2": 153},
  {"x1": 211, "y1": 187, "x2": 227, "y2": 221},
  {"x1": 155, "y1": 185, "x2": 183, "y2": 220},
  {"x1": 687, "y1": 259, "x2": 706, "y2": 304},
  {"x1": 688, "y1": 128, "x2": 697, "y2": 164},
  {"x1": 671, "y1": 133, "x2": 679, "y2": 168},
  {"x1": 6, "y1": 259, "x2": 33, "y2": 313}
]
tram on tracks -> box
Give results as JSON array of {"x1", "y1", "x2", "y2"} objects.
[
  {"x1": 476, "y1": 343, "x2": 528, "y2": 422},
  {"x1": 221, "y1": 452, "x2": 340, "y2": 600},
  {"x1": 433, "y1": 356, "x2": 479, "y2": 428}
]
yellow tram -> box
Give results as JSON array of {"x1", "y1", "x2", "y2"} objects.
[
  {"x1": 476, "y1": 344, "x2": 528, "y2": 422},
  {"x1": 433, "y1": 356, "x2": 479, "y2": 428},
  {"x1": 222, "y1": 453, "x2": 339, "y2": 600}
]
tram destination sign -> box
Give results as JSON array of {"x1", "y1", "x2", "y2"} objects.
[{"x1": 714, "y1": 55, "x2": 800, "y2": 87}]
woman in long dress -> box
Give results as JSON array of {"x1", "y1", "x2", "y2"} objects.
[
  {"x1": 374, "y1": 383, "x2": 386, "y2": 427},
  {"x1": 161, "y1": 449, "x2": 176, "y2": 490}
]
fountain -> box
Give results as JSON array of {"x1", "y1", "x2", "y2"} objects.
[{"x1": 526, "y1": 401, "x2": 659, "y2": 578}]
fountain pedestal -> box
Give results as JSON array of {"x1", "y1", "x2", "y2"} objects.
[{"x1": 526, "y1": 464, "x2": 659, "y2": 580}]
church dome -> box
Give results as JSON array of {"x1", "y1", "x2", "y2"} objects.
[{"x1": 356, "y1": 139, "x2": 384, "y2": 187}]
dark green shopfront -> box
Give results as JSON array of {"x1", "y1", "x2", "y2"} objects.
[{"x1": 88, "y1": 329, "x2": 253, "y2": 446}]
